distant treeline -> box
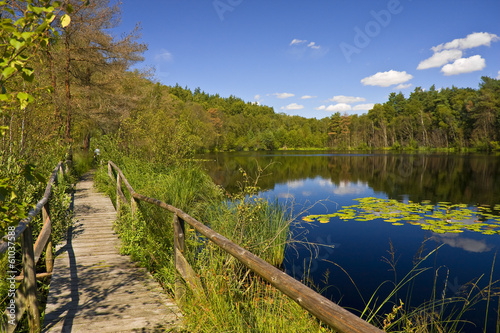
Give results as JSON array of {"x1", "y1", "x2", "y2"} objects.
[
  {"x1": 332, "y1": 78, "x2": 500, "y2": 151},
  {"x1": 120, "y1": 77, "x2": 500, "y2": 162}
]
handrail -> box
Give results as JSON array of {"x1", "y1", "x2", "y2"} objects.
[
  {"x1": 0, "y1": 161, "x2": 65, "y2": 333},
  {"x1": 107, "y1": 161, "x2": 383, "y2": 333}
]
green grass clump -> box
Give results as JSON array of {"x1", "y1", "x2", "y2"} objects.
[
  {"x1": 72, "y1": 150, "x2": 94, "y2": 177},
  {"x1": 94, "y1": 157, "x2": 332, "y2": 332}
]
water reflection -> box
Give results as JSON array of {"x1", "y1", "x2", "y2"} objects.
[
  {"x1": 200, "y1": 151, "x2": 500, "y2": 332},
  {"x1": 201, "y1": 151, "x2": 500, "y2": 206},
  {"x1": 432, "y1": 233, "x2": 493, "y2": 253}
]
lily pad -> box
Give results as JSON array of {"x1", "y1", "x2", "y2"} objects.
[{"x1": 303, "y1": 198, "x2": 500, "y2": 236}]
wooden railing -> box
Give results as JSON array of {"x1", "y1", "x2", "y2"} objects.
[
  {"x1": 107, "y1": 161, "x2": 383, "y2": 333},
  {"x1": 0, "y1": 162, "x2": 65, "y2": 333}
]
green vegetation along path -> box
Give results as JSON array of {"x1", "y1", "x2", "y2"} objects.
[{"x1": 43, "y1": 172, "x2": 182, "y2": 332}]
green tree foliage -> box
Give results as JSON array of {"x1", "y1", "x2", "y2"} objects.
[
  {"x1": 350, "y1": 78, "x2": 500, "y2": 150},
  {"x1": 0, "y1": 0, "x2": 70, "y2": 234}
]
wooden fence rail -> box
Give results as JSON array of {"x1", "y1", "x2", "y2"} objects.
[
  {"x1": 0, "y1": 161, "x2": 65, "y2": 333},
  {"x1": 107, "y1": 161, "x2": 383, "y2": 333}
]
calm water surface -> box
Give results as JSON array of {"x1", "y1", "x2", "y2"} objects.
[{"x1": 200, "y1": 151, "x2": 500, "y2": 331}]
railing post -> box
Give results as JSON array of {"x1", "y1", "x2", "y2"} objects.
[
  {"x1": 173, "y1": 214, "x2": 186, "y2": 301},
  {"x1": 21, "y1": 225, "x2": 41, "y2": 332},
  {"x1": 58, "y1": 164, "x2": 64, "y2": 179},
  {"x1": 131, "y1": 198, "x2": 137, "y2": 218},
  {"x1": 108, "y1": 162, "x2": 113, "y2": 180},
  {"x1": 116, "y1": 172, "x2": 122, "y2": 216},
  {"x1": 42, "y1": 203, "x2": 53, "y2": 273}
]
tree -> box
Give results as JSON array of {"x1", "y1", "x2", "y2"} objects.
[
  {"x1": 328, "y1": 112, "x2": 342, "y2": 147},
  {"x1": 471, "y1": 77, "x2": 500, "y2": 146},
  {"x1": 57, "y1": 0, "x2": 146, "y2": 148},
  {"x1": 0, "y1": 0, "x2": 71, "y2": 246}
]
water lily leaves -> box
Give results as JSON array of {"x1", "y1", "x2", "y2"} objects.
[
  {"x1": 318, "y1": 217, "x2": 330, "y2": 223},
  {"x1": 303, "y1": 197, "x2": 500, "y2": 236}
]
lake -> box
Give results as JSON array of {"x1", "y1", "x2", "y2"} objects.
[{"x1": 200, "y1": 151, "x2": 500, "y2": 331}]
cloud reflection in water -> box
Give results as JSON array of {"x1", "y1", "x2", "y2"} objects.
[{"x1": 432, "y1": 233, "x2": 493, "y2": 253}]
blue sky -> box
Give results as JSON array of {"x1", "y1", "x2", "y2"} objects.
[{"x1": 114, "y1": 0, "x2": 500, "y2": 119}]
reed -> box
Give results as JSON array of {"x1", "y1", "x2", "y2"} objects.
[
  {"x1": 317, "y1": 241, "x2": 500, "y2": 332},
  {"x1": 94, "y1": 159, "x2": 328, "y2": 331}
]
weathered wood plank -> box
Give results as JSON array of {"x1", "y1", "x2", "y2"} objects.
[{"x1": 43, "y1": 172, "x2": 182, "y2": 332}]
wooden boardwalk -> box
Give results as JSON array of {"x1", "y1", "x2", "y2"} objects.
[{"x1": 43, "y1": 173, "x2": 182, "y2": 332}]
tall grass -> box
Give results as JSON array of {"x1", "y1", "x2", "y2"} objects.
[
  {"x1": 72, "y1": 150, "x2": 94, "y2": 177},
  {"x1": 94, "y1": 158, "x2": 333, "y2": 332}
]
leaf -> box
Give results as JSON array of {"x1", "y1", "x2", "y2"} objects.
[
  {"x1": 46, "y1": 13, "x2": 56, "y2": 24},
  {"x1": 61, "y1": 14, "x2": 71, "y2": 28},
  {"x1": 318, "y1": 217, "x2": 330, "y2": 223},
  {"x1": 17, "y1": 92, "x2": 29, "y2": 101},
  {"x1": 29, "y1": 5, "x2": 44, "y2": 15},
  {"x1": 2, "y1": 66, "x2": 16, "y2": 79},
  {"x1": 17, "y1": 92, "x2": 34, "y2": 109},
  {"x1": 20, "y1": 32, "x2": 34, "y2": 40},
  {"x1": 65, "y1": 3, "x2": 74, "y2": 14},
  {"x1": 9, "y1": 38, "x2": 24, "y2": 50}
]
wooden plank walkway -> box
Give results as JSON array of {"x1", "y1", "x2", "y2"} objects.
[{"x1": 43, "y1": 172, "x2": 182, "y2": 332}]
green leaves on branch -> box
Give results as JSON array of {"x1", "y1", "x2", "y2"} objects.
[
  {"x1": 0, "y1": 162, "x2": 44, "y2": 231},
  {"x1": 0, "y1": 0, "x2": 71, "y2": 109},
  {"x1": 303, "y1": 197, "x2": 500, "y2": 236},
  {"x1": 0, "y1": 0, "x2": 71, "y2": 235}
]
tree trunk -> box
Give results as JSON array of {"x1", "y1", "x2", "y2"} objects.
[
  {"x1": 83, "y1": 133, "x2": 91, "y2": 153},
  {"x1": 46, "y1": 47, "x2": 61, "y2": 131},
  {"x1": 420, "y1": 111, "x2": 428, "y2": 147},
  {"x1": 64, "y1": 32, "x2": 72, "y2": 143}
]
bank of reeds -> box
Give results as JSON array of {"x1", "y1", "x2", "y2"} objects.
[{"x1": 94, "y1": 159, "x2": 329, "y2": 332}]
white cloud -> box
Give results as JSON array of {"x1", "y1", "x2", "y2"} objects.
[
  {"x1": 315, "y1": 105, "x2": 326, "y2": 110},
  {"x1": 333, "y1": 186, "x2": 365, "y2": 195},
  {"x1": 284, "y1": 103, "x2": 304, "y2": 110},
  {"x1": 432, "y1": 32, "x2": 500, "y2": 52},
  {"x1": 301, "y1": 95, "x2": 317, "y2": 99},
  {"x1": 290, "y1": 39, "x2": 322, "y2": 49},
  {"x1": 352, "y1": 103, "x2": 375, "y2": 111},
  {"x1": 254, "y1": 94, "x2": 261, "y2": 100},
  {"x1": 274, "y1": 92, "x2": 295, "y2": 99},
  {"x1": 277, "y1": 192, "x2": 294, "y2": 199},
  {"x1": 154, "y1": 49, "x2": 173, "y2": 62},
  {"x1": 329, "y1": 95, "x2": 366, "y2": 104},
  {"x1": 317, "y1": 179, "x2": 333, "y2": 187},
  {"x1": 441, "y1": 55, "x2": 486, "y2": 76},
  {"x1": 417, "y1": 49, "x2": 463, "y2": 70},
  {"x1": 287, "y1": 180, "x2": 304, "y2": 188},
  {"x1": 393, "y1": 83, "x2": 412, "y2": 90},
  {"x1": 496, "y1": 70, "x2": 500, "y2": 79},
  {"x1": 361, "y1": 70, "x2": 413, "y2": 87},
  {"x1": 307, "y1": 42, "x2": 321, "y2": 49},
  {"x1": 326, "y1": 103, "x2": 352, "y2": 112},
  {"x1": 290, "y1": 39, "x2": 307, "y2": 46}
]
